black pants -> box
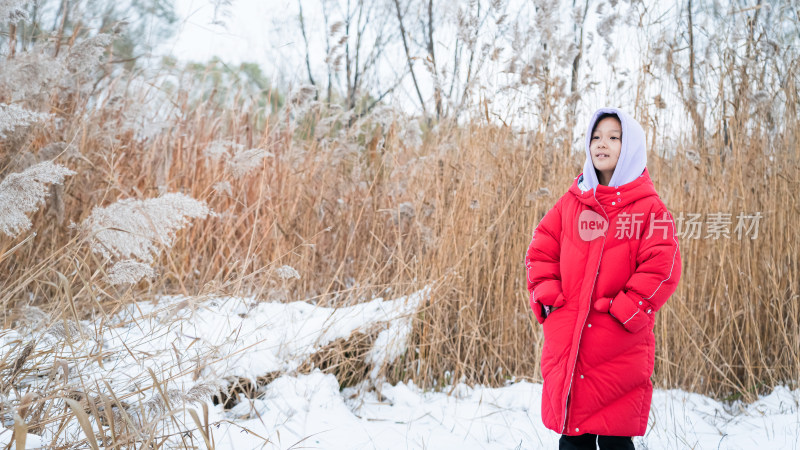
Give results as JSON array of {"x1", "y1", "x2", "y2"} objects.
[{"x1": 559, "y1": 433, "x2": 635, "y2": 450}]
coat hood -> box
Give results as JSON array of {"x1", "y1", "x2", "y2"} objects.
[
  {"x1": 580, "y1": 107, "x2": 648, "y2": 192},
  {"x1": 570, "y1": 166, "x2": 658, "y2": 209}
]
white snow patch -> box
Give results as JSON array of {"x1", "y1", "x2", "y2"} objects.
[
  {"x1": 2, "y1": 288, "x2": 798, "y2": 449},
  {"x1": 0, "y1": 290, "x2": 426, "y2": 447},
  {"x1": 209, "y1": 375, "x2": 800, "y2": 450}
]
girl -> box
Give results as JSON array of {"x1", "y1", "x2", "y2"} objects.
[{"x1": 525, "y1": 107, "x2": 681, "y2": 450}]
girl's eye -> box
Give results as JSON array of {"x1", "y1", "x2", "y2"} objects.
[{"x1": 591, "y1": 136, "x2": 599, "y2": 140}]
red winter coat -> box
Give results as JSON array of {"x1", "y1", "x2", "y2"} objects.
[{"x1": 525, "y1": 166, "x2": 681, "y2": 436}]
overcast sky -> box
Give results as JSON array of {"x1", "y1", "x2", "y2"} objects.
[
  {"x1": 159, "y1": 0, "x2": 317, "y2": 85},
  {"x1": 156, "y1": 0, "x2": 687, "y2": 144}
]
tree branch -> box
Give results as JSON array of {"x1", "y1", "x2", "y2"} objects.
[
  {"x1": 298, "y1": 0, "x2": 318, "y2": 94},
  {"x1": 393, "y1": 0, "x2": 428, "y2": 117}
]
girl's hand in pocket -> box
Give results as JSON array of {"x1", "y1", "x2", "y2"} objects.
[
  {"x1": 593, "y1": 297, "x2": 612, "y2": 313},
  {"x1": 545, "y1": 305, "x2": 560, "y2": 317},
  {"x1": 593, "y1": 294, "x2": 650, "y2": 333}
]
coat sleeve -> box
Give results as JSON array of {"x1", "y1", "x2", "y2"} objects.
[
  {"x1": 525, "y1": 197, "x2": 566, "y2": 324},
  {"x1": 607, "y1": 205, "x2": 682, "y2": 333}
]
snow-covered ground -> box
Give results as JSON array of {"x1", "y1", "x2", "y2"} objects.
[
  {"x1": 208, "y1": 374, "x2": 800, "y2": 450},
  {"x1": 1, "y1": 292, "x2": 798, "y2": 449}
]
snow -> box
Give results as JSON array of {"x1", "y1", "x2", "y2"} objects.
[
  {"x1": 203, "y1": 374, "x2": 800, "y2": 450},
  {"x1": 1, "y1": 291, "x2": 798, "y2": 449}
]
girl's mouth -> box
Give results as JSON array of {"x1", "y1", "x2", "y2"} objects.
[{"x1": 595, "y1": 153, "x2": 610, "y2": 159}]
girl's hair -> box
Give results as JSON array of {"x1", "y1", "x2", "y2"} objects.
[{"x1": 591, "y1": 113, "x2": 621, "y2": 135}]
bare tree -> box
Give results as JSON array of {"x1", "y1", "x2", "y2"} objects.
[
  {"x1": 569, "y1": 0, "x2": 590, "y2": 110},
  {"x1": 393, "y1": 0, "x2": 428, "y2": 117},
  {"x1": 425, "y1": 0, "x2": 443, "y2": 119},
  {"x1": 306, "y1": 0, "x2": 395, "y2": 113},
  {"x1": 298, "y1": 0, "x2": 318, "y2": 94},
  {"x1": 684, "y1": 0, "x2": 705, "y2": 147},
  {"x1": 452, "y1": 0, "x2": 508, "y2": 120},
  {"x1": 321, "y1": 0, "x2": 335, "y2": 103},
  {"x1": 342, "y1": 0, "x2": 391, "y2": 111}
]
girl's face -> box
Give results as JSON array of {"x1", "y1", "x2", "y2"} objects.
[{"x1": 590, "y1": 116, "x2": 622, "y2": 185}]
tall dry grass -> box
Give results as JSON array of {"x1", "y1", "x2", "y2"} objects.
[{"x1": 2, "y1": 72, "x2": 798, "y2": 403}]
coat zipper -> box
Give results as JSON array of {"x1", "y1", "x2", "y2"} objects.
[{"x1": 561, "y1": 191, "x2": 609, "y2": 433}]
